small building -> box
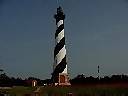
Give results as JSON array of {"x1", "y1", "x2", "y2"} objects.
[{"x1": 32, "y1": 80, "x2": 37, "y2": 87}]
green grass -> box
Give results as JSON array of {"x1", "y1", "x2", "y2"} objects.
[
  {"x1": 40, "y1": 86, "x2": 128, "y2": 96},
  {"x1": 0, "y1": 86, "x2": 36, "y2": 95},
  {"x1": 1, "y1": 85, "x2": 128, "y2": 96}
]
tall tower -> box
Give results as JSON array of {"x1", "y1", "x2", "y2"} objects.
[{"x1": 52, "y1": 6, "x2": 70, "y2": 86}]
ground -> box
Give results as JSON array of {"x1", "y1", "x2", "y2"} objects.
[{"x1": 1, "y1": 84, "x2": 128, "y2": 96}]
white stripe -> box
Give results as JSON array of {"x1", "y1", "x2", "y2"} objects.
[
  {"x1": 57, "y1": 20, "x2": 63, "y2": 27},
  {"x1": 55, "y1": 29, "x2": 64, "y2": 44},
  {"x1": 55, "y1": 45, "x2": 66, "y2": 65},
  {"x1": 62, "y1": 64, "x2": 67, "y2": 73}
]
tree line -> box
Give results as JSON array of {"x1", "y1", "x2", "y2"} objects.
[
  {"x1": 0, "y1": 73, "x2": 51, "y2": 87},
  {"x1": 70, "y1": 74, "x2": 128, "y2": 85},
  {"x1": 1, "y1": 73, "x2": 128, "y2": 86}
]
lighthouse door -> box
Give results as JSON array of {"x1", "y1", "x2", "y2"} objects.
[{"x1": 60, "y1": 74, "x2": 65, "y2": 83}]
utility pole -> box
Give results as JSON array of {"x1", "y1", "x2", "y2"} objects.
[
  {"x1": 0, "y1": 64, "x2": 4, "y2": 75},
  {"x1": 98, "y1": 65, "x2": 100, "y2": 79}
]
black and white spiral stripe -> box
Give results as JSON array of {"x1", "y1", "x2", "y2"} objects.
[
  {"x1": 54, "y1": 19, "x2": 67, "y2": 73},
  {"x1": 52, "y1": 7, "x2": 67, "y2": 81}
]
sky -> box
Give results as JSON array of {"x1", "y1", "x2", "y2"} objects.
[{"x1": 0, "y1": 0, "x2": 128, "y2": 79}]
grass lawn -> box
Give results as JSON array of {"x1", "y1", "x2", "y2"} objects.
[
  {"x1": 0, "y1": 86, "x2": 36, "y2": 95},
  {"x1": 1, "y1": 84, "x2": 128, "y2": 96},
  {"x1": 40, "y1": 85, "x2": 128, "y2": 96}
]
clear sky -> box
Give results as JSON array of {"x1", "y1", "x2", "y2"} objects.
[{"x1": 0, "y1": 0, "x2": 128, "y2": 79}]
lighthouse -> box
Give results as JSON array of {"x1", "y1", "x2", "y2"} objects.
[{"x1": 52, "y1": 6, "x2": 71, "y2": 86}]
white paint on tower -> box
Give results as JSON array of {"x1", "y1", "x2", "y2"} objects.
[
  {"x1": 56, "y1": 29, "x2": 64, "y2": 44},
  {"x1": 55, "y1": 45, "x2": 66, "y2": 65},
  {"x1": 57, "y1": 20, "x2": 63, "y2": 27}
]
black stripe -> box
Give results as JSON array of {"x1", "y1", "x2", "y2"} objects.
[
  {"x1": 51, "y1": 56, "x2": 67, "y2": 82},
  {"x1": 56, "y1": 20, "x2": 61, "y2": 25},
  {"x1": 55, "y1": 24, "x2": 64, "y2": 38},
  {"x1": 54, "y1": 37, "x2": 65, "y2": 58},
  {"x1": 54, "y1": 14, "x2": 65, "y2": 23},
  {"x1": 52, "y1": 56, "x2": 66, "y2": 76},
  {"x1": 56, "y1": 18, "x2": 60, "y2": 24}
]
